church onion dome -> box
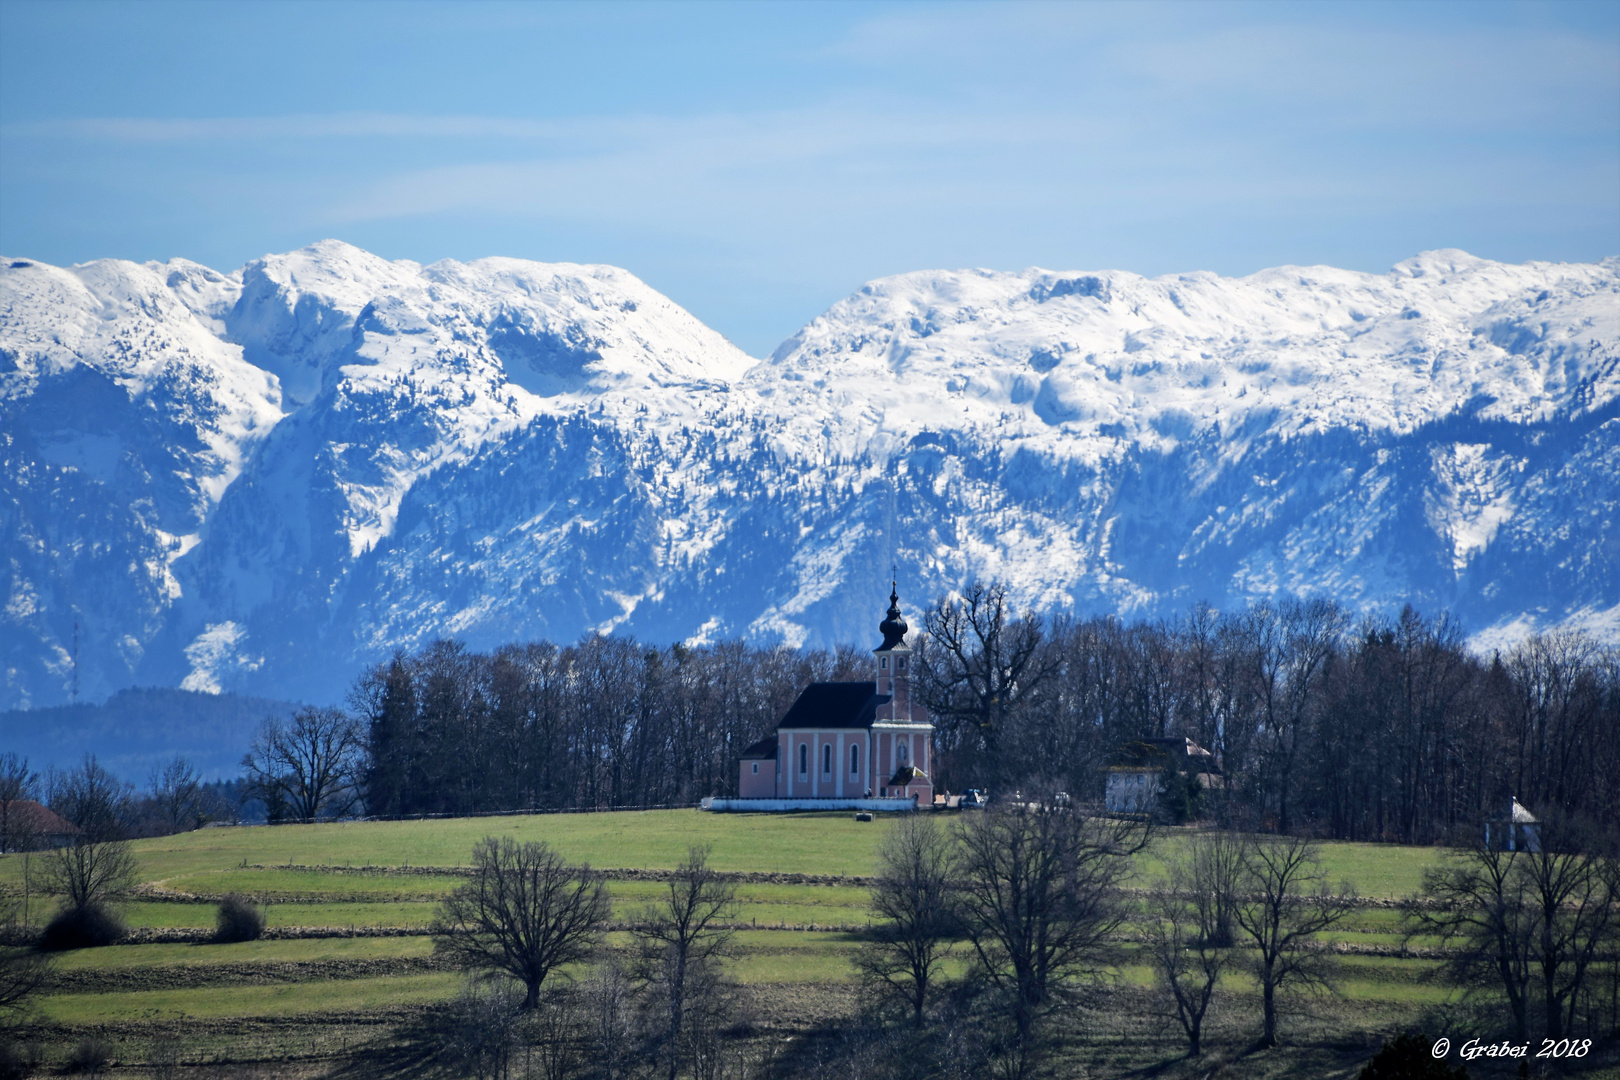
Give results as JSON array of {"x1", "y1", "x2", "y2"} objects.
[{"x1": 878, "y1": 585, "x2": 909, "y2": 650}]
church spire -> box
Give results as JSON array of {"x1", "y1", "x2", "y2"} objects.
[
  {"x1": 877, "y1": 579, "x2": 908, "y2": 651},
  {"x1": 875, "y1": 578, "x2": 912, "y2": 723}
]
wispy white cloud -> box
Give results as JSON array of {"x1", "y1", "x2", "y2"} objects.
[
  {"x1": 2, "y1": 112, "x2": 579, "y2": 141},
  {"x1": 315, "y1": 104, "x2": 1210, "y2": 229},
  {"x1": 827, "y1": 3, "x2": 1619, "y2": 133}
]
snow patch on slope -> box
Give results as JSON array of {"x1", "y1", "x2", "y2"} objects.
[
  {"x1": 1, "y1": 244, "x2": 1615, "y2": 708},
  {"x1": 180, "y1": 621, "x2": 261, "y2": 694}
]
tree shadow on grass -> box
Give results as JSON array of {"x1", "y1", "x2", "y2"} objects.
[{"x1": 320, "y1": 1010, "x2": 464, "y2": 1080}]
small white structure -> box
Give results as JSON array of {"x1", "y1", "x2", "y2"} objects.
[
  {"x1": 702, "y1": 796, "x2": 917, "y2": 813},
  {"x1": 1105, "y1": 768, "x2": 1161, "y2": 813},
  {"x1": 1484, "y1": 797, "x2": 1541, "y2": 853},
  {"x1": 1103, "y1": 737, "x2": 1222, "y2": 815}
]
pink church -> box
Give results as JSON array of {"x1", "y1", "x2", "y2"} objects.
[{"x1": 720, "y1": 586, "x2": 934, "y2": 810}]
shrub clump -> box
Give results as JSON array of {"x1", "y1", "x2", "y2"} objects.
[
  {"x1": 66, "y1": 1036, "x2": 113, "y2": 1075},
  {"x1": 214, "y1": 893, "x2": 266, "y2": 943},
  {"x1": 40, "y1": 902, "x2": 126, "y2": 951},
  {"x1": 0, "y1": 1041, "x2": 45, "y2": 1080}
]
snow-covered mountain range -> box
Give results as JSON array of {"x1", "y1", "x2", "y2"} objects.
[{"x1": 2, "y1": 242, "x2": 1615, "y2": 709}]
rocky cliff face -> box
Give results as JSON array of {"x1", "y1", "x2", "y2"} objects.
[{"x1": 2, "y1": 243, "x2": 1614, "y2": 708}]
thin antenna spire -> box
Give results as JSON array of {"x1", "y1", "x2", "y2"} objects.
[{"x1": 884, "y1": 478, "x2": 897, "y2": 599}]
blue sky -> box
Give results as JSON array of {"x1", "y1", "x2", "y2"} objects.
[{"x1": 1, "y1": 1, "x2": 1616, "y2": 357}]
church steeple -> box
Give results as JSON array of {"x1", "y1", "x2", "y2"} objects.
[
  {"x1": 878, "y1": 581, "x2": 909, "y2": 650},
  {"x1": 874, "y1": 580, "x2": 912, "y2": 722}
]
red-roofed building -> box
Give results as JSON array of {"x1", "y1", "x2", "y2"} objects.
[{"x1": 0, "y1": 799, "x2": 81, "y2": 851}]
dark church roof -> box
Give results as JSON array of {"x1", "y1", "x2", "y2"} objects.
[
  {"x1": 739, "y1": 735, "x2": 778, "y2": 760},
  {"x1": 777, "y1": 681, "x2": 891, "y2": 730}
]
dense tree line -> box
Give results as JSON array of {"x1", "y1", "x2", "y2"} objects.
[
  {"x1": 346, "y1": 591, "x2": 1617, "y2": 838},
  {"x1": 0, "y1": 752, "x2": 243, "y2": 850},
  {"x1": 918, "y1": 588, "x2": 1620, "y2": 841},
  {"x1": 350, "y1": 638, "x2": 864, "y2": 817},
  {"x1": 14, "y1": 589, "x2": 1613, "y2": 840}
]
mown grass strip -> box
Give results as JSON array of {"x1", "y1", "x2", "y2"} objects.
[
  {"x1": 35, "y1": 972, "x2": 465, "y2": 1023},
  {"x1": 44, "y1": 936, "x2": 437, "y2": 971}
]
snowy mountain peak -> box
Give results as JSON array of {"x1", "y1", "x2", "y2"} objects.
[
  {"x1": 758, "y1": 253, "x2": 1618, "y2": 465},
  {"x1": 0, "y1": 244, "x2": 1614, "y2": 709},
  {"x1": 1390, "y1": 248, "x2": 1497, "y2": 278}
]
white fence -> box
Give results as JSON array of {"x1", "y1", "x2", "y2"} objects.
[{"x1": 700, "y1": 796, "x2": 917, "y2": 813}]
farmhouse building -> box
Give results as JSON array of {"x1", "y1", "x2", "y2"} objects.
[
  {"x1": 1103, "y1": 736, "x2": 1222, "y2": 815},
  {"x1": 709, "y1": 586, "x2": 934, "y2": 811},
  {"x1": 0, "y1": 799, "x2": 81, "y2": 851}
]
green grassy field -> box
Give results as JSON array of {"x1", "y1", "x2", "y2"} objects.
[
  {"x1": 0, "y1": 810, "x2": 901, "y2": 887},
  {"x1": 2, "y1": 811, "x2": 1597, "y2": 1079},
  {"x1": 0, "y1": 809, "x2": 1454, "y2": 891}
]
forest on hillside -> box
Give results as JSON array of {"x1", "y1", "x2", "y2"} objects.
[
  {"x1": 6, "y1": 589, "x2": 1614, "y2": 846},
  {"x1": 347, "y1": 588, "x2": 1618, "y2": 841}
]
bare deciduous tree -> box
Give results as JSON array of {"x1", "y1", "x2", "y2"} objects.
[
  {"x1": 242, "y1": 706, "x2": 365, "y2": 822},
  {"x1": 1238, "y1": 599, "x2": 1346, "y2": 836},
  {"x1": 41, "y1": 838, "x2": 138, "y2": 915},
  {"x1": 0, "y1": 753, "x2": 39, "y2": 854},
  {"x1": 1413, "y1": 817, "x2": 1618, "y2": 1041},
  {"x1": 433, "y1": 837, "x2": 610, "y2": 1010},
  {"x1": 36, "y1": 834, "x2": 139, "y2": 949},
  {"x1": 917, "y1": 582, "x2": 1061, "y2": 786},
  {"x1": 1517, "y1": 820, "x2": 1617, "y2": 1040},
  {"x1": 1233, "y1": 836, "x2": 1354, "y2": 1047},
  {"x1": 1411, "y1": 842, "x2": 1536, "y2": 1039},
  {"x1": 954, "y1": 802, "x2": 1148, "y2": 1051},
  {"x1": 584, "y1": 957, "x2": 636, "y2": 1080},
  {"x1": 1190, "y1": 828, "x2": 1246, "y2": 947},
  {"x1": 525, "y1": 990, "x2": 583, "y2": 1080},
  {"x1": 675, "y1": 959, "x2": 735, "y2": 1080},
  {"x1": 854, "y1": 813, "x2": 955, "y2": 1025},
  {"x1": 1144, "y1": 833, "x2": 1238, "y2": 1056},
  {"x1": 443, "y1": 977, "x2": 523, "y2": 1080},
  {"x1": 47, "y1": 756, "x2": 133, "y2": 842},
  {"x1": 635, "y1": 844, "x2": 737, "y2": 1080},
  {"x1": 148, "y1": 756, "x2": 204, "y2": 834}
]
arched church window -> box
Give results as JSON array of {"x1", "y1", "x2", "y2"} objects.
[
  {"x1": 881, "y1": 657, "x2": 888, "y2": 669},
  {"x1": 850, "y1": 744, "x2": 859, "y2": 775},
  {"x1": 898, "y1": 657, "x2": 906, "y2": 670},
  {"x1": 897, "y1": 740, "x2": 909, "y2": 765},
  {"x1": 799, "y1": 744, "x2": 808, "y2": 775},
  {"x1": 823, "y1": 744, "x2": 832, "y2": 775}
]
